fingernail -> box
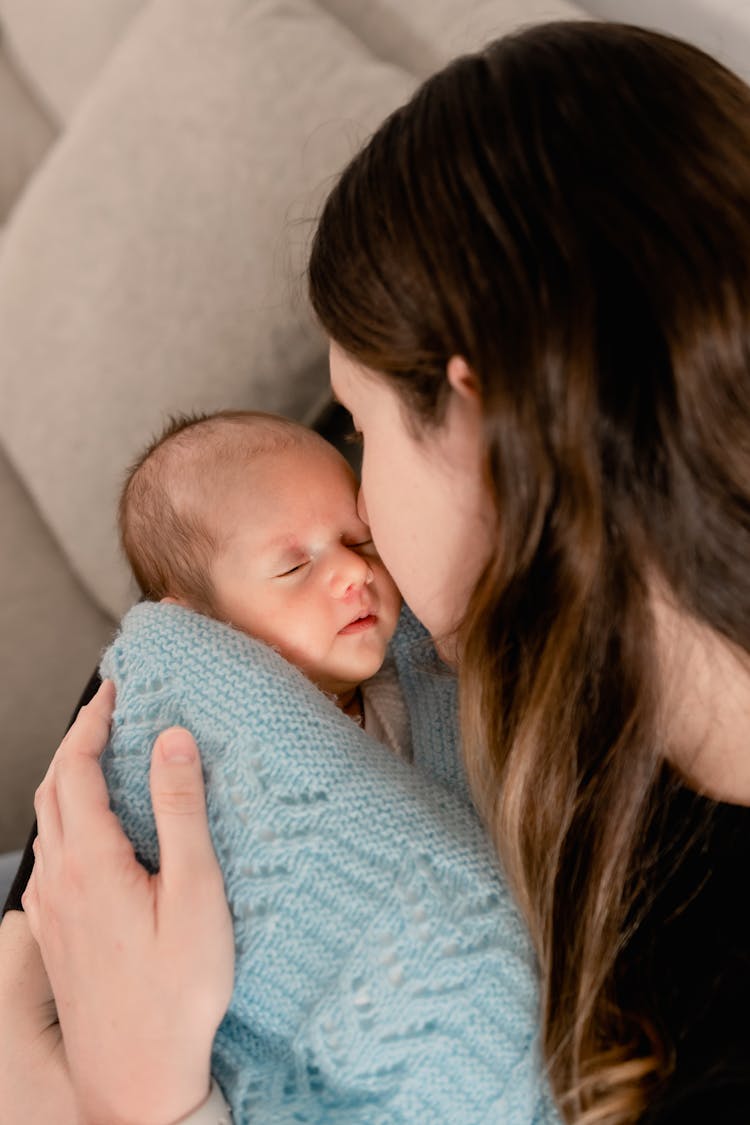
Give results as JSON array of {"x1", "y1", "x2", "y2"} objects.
[{"x1": 159, "y1": 729, "x2": 195, "y2": 764}]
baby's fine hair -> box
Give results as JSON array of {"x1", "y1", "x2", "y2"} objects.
[{"x1": 119, "y1": 409, "x2": 317, "y2": 614}]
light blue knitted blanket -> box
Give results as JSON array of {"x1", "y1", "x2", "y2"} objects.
[{"x1": 100, "y1": 602, "x2": 559, "y2": 1124}]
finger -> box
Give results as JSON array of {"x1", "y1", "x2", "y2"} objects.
[
  {"x1": 57, "y1": 679, "x2": 115, "y2": 762},
  {"x1": 53, "y1": 681, "x2": 118, "y2": 844},
  {"x1": 149, "y1": 728, "x2": 219, "y2": 894},
  {"x1": 21, "y1": 870, "x2": 41, "y2": 946},
  {"x1": 34, "y1": 772, "x2": 63, "y2": 853}
]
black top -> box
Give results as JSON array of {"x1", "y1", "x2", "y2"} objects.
[
  {"x1": 3, "y1": 676, "x2": 749, "y2": 1120},
  {"x1": 628, "y1": 782, "x2": 750, "y2": 1121}
]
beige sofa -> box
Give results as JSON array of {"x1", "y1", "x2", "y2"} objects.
[{"x1": 1, "y1": 0, "x2": 748, "y2": 852}]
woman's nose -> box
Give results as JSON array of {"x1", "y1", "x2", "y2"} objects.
[{"x1": 329, "y1": 546, "x2": 373, "y2": 600}]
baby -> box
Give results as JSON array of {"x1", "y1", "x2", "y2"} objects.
[
  {"x1": 99, "y1": 410, "x2": 467, "y2": 1121},
  {"x1": 118, "y1": 408, "x2": 409, "y2": 753}
]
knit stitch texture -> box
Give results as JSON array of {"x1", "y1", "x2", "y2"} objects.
[{"x1": 100, "y1": 602, "x2": 559, "y2": 1124}]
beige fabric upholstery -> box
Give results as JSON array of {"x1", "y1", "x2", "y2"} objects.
[
  {"x1": 0, "y1": 44, "x2": 56, "y2": 223},
  {"x1": 0, "y1": 0, "x2": 416, "y2": 621},
  {"x1": 318, "y1": 0, "x2": 588, "y2": 77},
  {"x1": 0, "y1": 0, "x2": 145, "y2": 124},
  {"x1": 0, "y1": 447, "x2": 114, "y2": 851},
  {"x1": 583, "y1": 0, "x2": 750, "y2": 84},
  {"x1": 1, "y1": 0, "x2": 745, "y2": 854}
]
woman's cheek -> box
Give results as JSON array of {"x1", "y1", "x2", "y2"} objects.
[
  {"x1": 361, "y1": 480, "x2": 416, "y2": 604},
  {"x1": 372, "y1": 558, "x2": 401, "y2": 607},
  {"x1": 359, "y1": 464, "x2": 393, "y2": 568},
  {"x1": 356, "y1": 483, "x2": 369, "y2": 526}
]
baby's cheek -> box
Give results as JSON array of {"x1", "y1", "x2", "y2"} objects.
[{"x1": 261, "y1": 593, "x2": 312, "y2": 648}]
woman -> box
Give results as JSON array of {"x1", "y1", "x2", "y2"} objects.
[{"x1": 2, "y1": 19, "x2": 750, "y2": 1123}]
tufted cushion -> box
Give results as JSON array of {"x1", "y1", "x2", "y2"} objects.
[
  {"x1": 0, "y1": 447, "x2": 114, "y2": 850},
  {"x1": 317, "y1": 0, "x2": 589, "y2": 78},
  {"x1": 582, "y1": 0, "x2": 750, "y2": 84},
  {"x1": 0, "y1": 0, "x2": 146, "y2": 125},
  {"x1": 0, "y1": 45, "x2": 57, "y2": 222},
  {"x1": 0, "y1": 0, "x2": 416, "y2": 620}
]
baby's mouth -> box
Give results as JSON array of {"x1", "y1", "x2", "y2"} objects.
[{"x1": 339, "y1": 611, "x2": 378, "y2": 635}]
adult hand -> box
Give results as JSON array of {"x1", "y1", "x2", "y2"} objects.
[
  {"x1": 23, "y1": 680, "x2": 235, "y2": 1125},
  {"x1": 0, "y1": 909, "x2": 79, "y2": 1122}
]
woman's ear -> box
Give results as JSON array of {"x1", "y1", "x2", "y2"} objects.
[
  {"x1": 443, "y1": 356, "x2": 485, "y2": 471},
  {"x1": 447, "y1": 355, "x2": 480, "y2": 401}
]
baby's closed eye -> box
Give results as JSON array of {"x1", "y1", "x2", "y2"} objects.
[{"x1": 276, "y1": 560, "x2": 310, "y2": 577}]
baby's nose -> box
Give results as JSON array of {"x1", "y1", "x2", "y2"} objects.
[{"x1": 330, "y1": 548, "x2": 373, "y2": 599}]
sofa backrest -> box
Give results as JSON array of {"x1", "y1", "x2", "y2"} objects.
[
  {"x1": 3, "y1": 0, "x2": 747, "y2": 621},
  {"x1": 0, "y1": 0, "x2": 146, "y2": 125},
  {"x1": 0, "y1": 0, "x2": 589, "y2": 621}
]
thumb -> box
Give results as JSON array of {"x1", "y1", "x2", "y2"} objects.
[{"x1": 149, "y1": 727, "x2": 217, "y2": 891}]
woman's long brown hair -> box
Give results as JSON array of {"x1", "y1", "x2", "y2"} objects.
[{"x1": 308, "y1": 22, "x2": 750, "y2": 1121}]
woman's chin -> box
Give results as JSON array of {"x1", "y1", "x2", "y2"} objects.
[{"x1": 433, "y1": 634, "x2": 459, "y2": 669}]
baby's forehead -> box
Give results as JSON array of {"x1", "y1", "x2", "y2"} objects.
[
  {"x1": 249, "y1": 440, "x2": 357, "y2": 505},
  {"x1": 225, "y1": 429, "x2": 350, "y2": 484},
  {"x1": 165, "y1": 417, "x2": 320, "y2": 479},
  {"x1": 176, "y1": 422, "x2": 356, "y2": 521}
]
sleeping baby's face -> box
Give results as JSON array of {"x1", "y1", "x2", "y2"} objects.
[{"x1": 208, "y1": 440, "x2": 402, "y2": 697}]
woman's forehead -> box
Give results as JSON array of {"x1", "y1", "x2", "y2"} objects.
[{"x1": 329, "y1": 342, "x2": 382, "y2": 405}]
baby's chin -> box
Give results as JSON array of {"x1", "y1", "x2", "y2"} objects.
[{"x1": 313, "y1": 651, "x2": 390, "y2": 697}]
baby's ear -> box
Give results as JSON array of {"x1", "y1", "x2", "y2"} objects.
[{"x1": 160, "y1": 595, "x2": 188, "y2": 607}]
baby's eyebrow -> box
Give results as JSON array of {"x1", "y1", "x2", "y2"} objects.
[{"x1": 263, "y1": 534, "x2": 302, "y2": 559}]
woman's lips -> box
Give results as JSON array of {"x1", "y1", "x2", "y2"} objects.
[{"x1": 339, "y1": 613, "x2": 378, "y2": 635}]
